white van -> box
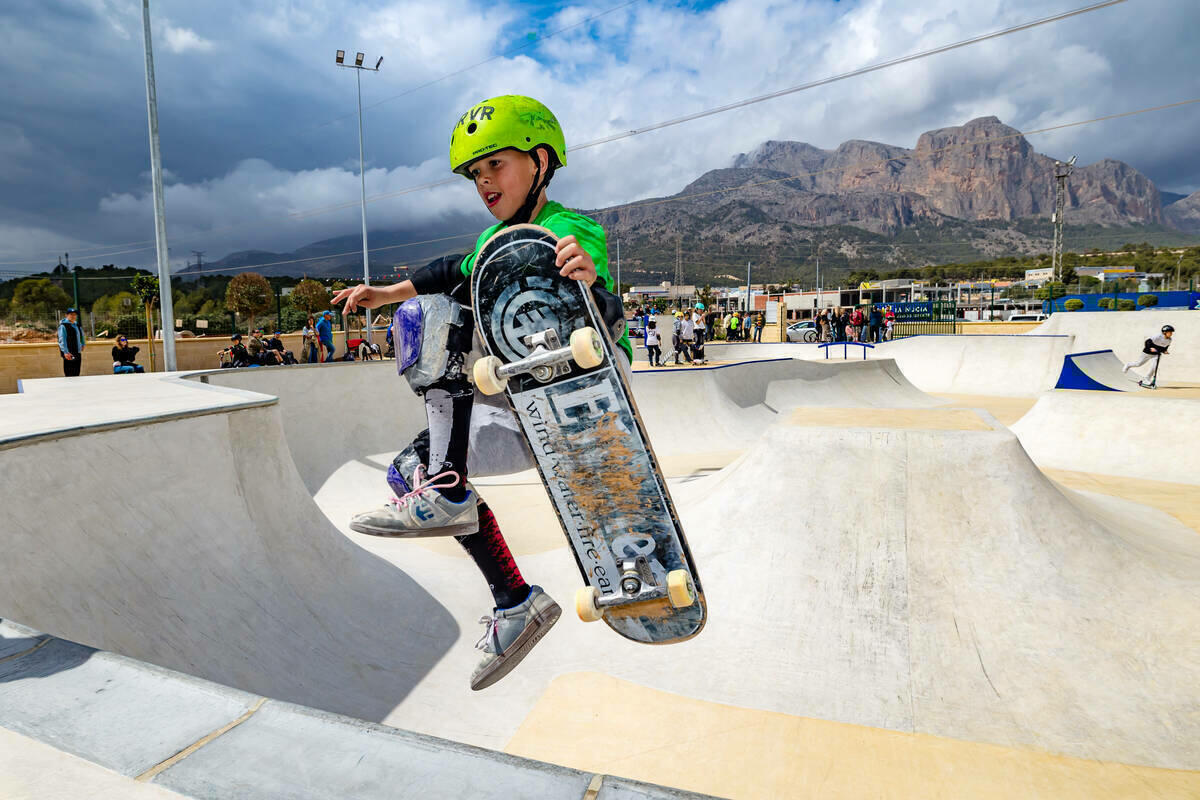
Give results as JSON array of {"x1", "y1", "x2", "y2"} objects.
[{"x1": 1009, "y1": 313, "x2": 1047, "y2": 322}]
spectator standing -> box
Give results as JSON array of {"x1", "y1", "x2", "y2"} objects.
[
  {"x1": 729, "y1": 311, "x2": 741, "y2": 341},
  {"x1": 705, "y1": 309, "x2": 716, "y2": 340},
  {"x1": 57, "y1": 308, "x2": 85, "y2": 377},
  {"x1": 301, "y1": 316, "x2": 320, "y2": 363},
  {"x1": 884, "y1": 307, "x2": 896, "y2": 341},
  {"x1": 644, "y1": 319, "x2": 662, "y2": 366},
  {"x1": 672, "y1": 311, "x2": 694, "y2": 365},
  {"x1": 316, "y1": 310, "x2": 336, "y2": 362},
  {"x1": 835, "y1": 308, "x2": 849, "y2": 342},
  {"x1": 753, "y1": 312, "x2": 764, "y2": 343},
  {"x1": 691, "y1": 303, "x2": 707, "y2": 364},
  {"x1": 111, "y1": 336, "x2": 144, "y2": 374},
  {"x1": 868, "y1": 305, "x2": 883, "y2": 344},
  {"x1": 850, "y1": 306, "x2": 865, "y2": 342}
]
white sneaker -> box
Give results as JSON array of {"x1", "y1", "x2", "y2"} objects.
[
  {"x1": 471, "y1": 586, "x2": 561, "y2": 691},
  {"x1": 349, "y1": 466, "x2": 479, "y2": 538}
]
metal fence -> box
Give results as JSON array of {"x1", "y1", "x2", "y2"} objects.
[{"x1": 887, "y1": 300, "x2": 959, "y2": 339}]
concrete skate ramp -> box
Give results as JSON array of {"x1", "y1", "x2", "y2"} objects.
[
  {"x1": 199, "y1": 358, "x2": 941, "y2": 481},
  {"x1": 0, "y1": 382, "x2": 458, "y2": 724},
  {"x1": 1033, "y1": 310, "x2": 1199, "y2": 383},
  {"x1": 867, "y1": 335, "x2": 1073, "y2": 395},
  {"x1": 1013, "y1": 390, "x2": 1200, "y2": 484},
  {"x1": 1053, "y1": 349, "x2": 1140, "y2": 391},
  {"x1": 668, "y1": 419, "x2": 1200, "y2": 769},
  {"x1": 4, "y1": 367, "x2": 1199, "y2": 776}
]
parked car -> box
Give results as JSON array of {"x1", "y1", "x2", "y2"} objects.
[
  {"x1": 1009, "y1": 313, "x2": 1047, "y2": 322},
  {"x1": 786, "y1": 320, "x2": 819, "y2": 343}
]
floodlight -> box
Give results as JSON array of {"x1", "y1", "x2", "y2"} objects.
[
  {"x1": 336, "y1": 50, "x2": 345, "y2": 64},
  {"x1": 375, "y1": 56, "x2": 383, "y2": 69},
  {"x1": 355, "y1": 52, "x2": 364, "y2": 66}
]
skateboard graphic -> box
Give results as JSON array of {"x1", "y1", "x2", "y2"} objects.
[{"x1": 471, "y1": 224, "x2": 706, "y2": 644}]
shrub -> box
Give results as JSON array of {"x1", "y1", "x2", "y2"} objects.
[
  {"x1": 1137, "y1": 294, "x2": 1158, "y2": 308},
  {"x1": 1064, "y1": 299, "x2": 1085, "y2": 311},
  {"x1": 1098, "y1": 298, "x2": 1114, "y2": 310},
  {"x1": 1117, "y1": 299, "x2": 1136, "y2": 311}
]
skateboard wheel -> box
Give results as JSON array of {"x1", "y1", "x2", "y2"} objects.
[
  {"x1": 575, "y1": 586, "x2": 603, "y2": 622},
  {"x1": 473, "y1": 356, "x2": 507, "y2": 395},
  {"x1": 570, "y1": 327, "x2": 604, "y2": 369},
  {"x1": 666, "y1": 570, "x2": 696, "y2": 608}
]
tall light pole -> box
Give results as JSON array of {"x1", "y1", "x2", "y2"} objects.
[
  {"x1": 141, "y1": 0, "x2": 176, "y2": 370},
  {"x1": 336, "y1": 49, "x2": 383, "y2": 343},
  {"x1": 1051, "y1": 155, "x2": 1076, "y2": 292}
]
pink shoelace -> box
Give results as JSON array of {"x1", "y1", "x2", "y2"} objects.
[{"x1": 389, "y1": 465, "x2": 461, "y2": 510}]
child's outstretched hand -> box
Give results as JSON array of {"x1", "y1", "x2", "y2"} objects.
[
  {"x1": 556, "y1": 235, "x2": 596, "y2": 286},
  {"x1": 332, "y1": 284, "x2": 382, "y2": 312}
]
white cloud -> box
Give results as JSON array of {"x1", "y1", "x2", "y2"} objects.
[
  {"x1": 4, "y1": 0, "x2": 1199, "y2": 269},
  {"x1": 163, "y1": 25, "x2": 215, "y2": 54}
]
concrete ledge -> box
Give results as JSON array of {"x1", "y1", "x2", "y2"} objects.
[{"x1": 0, "y1": 621, "x2": 721, "y2": 800}]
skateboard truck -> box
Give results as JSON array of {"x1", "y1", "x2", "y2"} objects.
[
  {"x1": 575, "y1": 564, "x2": 698, "y2": 623},
  {"x1": 473, "y1": 327, "x2": 604, "y2": 395}
]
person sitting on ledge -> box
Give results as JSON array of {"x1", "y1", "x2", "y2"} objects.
[{"x1": 111, "y1": 336, "x2": 145, "y2": 374}]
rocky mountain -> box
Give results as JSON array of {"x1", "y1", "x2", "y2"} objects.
[
  {"x1": 1165, "y1": 190, "x2": 1200, "y2": 235},
  {"x1": 606, "y1": 117, "x2": 1164, "y2": 238},
  {"x1": 176, "y1": 116, "x2": 1193, "y2": 285}
]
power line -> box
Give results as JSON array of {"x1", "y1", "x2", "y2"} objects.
[
  {"x1": 4, "y1": 96, "x2": 1194, "y2": 276},
  {"x1": 285, "y1": 0, "x2": 1130, "y2": 222},
  {"x1": 593, "y1": 98, "x2": 1200, "y2": 217},
  {"x1": 0, "y1": 0, "x2": 1135, "y2": 264}
]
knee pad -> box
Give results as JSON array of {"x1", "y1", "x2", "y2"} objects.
[
  {"x1": 387, "y1": 434, "x2": 429, "y2": 497},
  {"x1": 394, "y1": 295, "x2": 475, "y2": 394}
]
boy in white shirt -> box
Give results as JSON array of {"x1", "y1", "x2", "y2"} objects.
[{"x1": 1122, "y1": 324, "x2": 1174, "y2": 387}]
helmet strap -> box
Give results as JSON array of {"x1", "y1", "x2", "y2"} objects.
[{"x1": 505, "y1": 148, "x2": 557, "y2": 226}]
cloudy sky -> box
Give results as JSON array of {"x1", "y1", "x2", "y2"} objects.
[{"x1": 2, "y1": 0, "x2": 1198, "y2": 275}]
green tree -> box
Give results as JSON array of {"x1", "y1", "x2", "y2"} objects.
[
  {"x1": 1098, "y1": 297, "x2": 1114, "y2": 310},
  {"x1": 1034, "y1": 282, "x2": 1067, "y2": 301},
  {"x1": 1137, "y1": 294, "x2": 1158, "y2": 308},
  {"x1": 1064, "y1": 299, "x2": 1085, "y2": 311},
  {"x1": 290, "y1": 279, "x2": 331, "y2": 315},
  {"x1": 1117, "y1": 298, "x2": 1136, "y2": 311},
  {"x1": 13, "y1": 278, "x2": 72, "y2": 318},
  {"x1": 92, "y1": 291, "x2": 139, "y2": 319},
  {"x1": 224, "y1": 272, "x2": 272, "y2": 332}
]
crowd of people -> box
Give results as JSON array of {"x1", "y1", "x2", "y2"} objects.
[
  {"x1": 217, "y1": 310, "x2": 385, "y2": 369},
  {"x1": 815, "y1": 305, "x2": 896, "y2": 344}
]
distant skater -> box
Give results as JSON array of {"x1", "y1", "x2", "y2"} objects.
[{"x1": 1122, "y1": 324, "x2": 1174, "y2": 387}]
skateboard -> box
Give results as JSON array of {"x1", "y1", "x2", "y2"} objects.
[{"x1": 471, "y1": 224, "x2": 705, "y2": 645}]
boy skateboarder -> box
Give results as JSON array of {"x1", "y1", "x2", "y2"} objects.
[{"x1": 332, "y1": 96, "x2": 629, "y2": 690}]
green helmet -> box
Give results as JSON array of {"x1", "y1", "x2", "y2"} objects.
[{"x1": 449, "y1": 95, "x2": 567, "y2": 178}]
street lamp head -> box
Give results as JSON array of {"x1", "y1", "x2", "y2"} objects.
[
  {"x1": 336, "y1": 50, "x2": 345, "y2": 64},
  {"x1": 355, "y1": 52, "x2": 364, "y2": 66},
  {"x1": 375, "y1": 56, "x2": 383, "y2": 69}
]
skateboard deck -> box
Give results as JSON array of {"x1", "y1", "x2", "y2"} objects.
[{"x1": 471, "y1": 224, "x2": 705, "y2": 644}]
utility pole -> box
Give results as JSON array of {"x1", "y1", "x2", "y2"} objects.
[
  {"x1": 1051, "y1": 156, "x2": 1076, "y2": 294},
  {"x1": 335, "y1": 49, "x2": 383, "y2": 343},
  {"x1": 673, "y1": 239, "x2": 684, "y2": 309},
  {"x1": 615, "y1": 238, "x2": 620, "y2": 297},
  {"x1": 746, "y1": 261, "x2": 752, "y2": 313},
  {"x1": 141, "y1": 0, "x2": 177, "y2": 370}
]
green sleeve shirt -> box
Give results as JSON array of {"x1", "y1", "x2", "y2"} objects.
[{"x1": 460, "y1": 201, "x2": 632, "y2": 360}]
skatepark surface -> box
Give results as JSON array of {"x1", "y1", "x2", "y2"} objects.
[{"x1": 3, "y1": 323, "x2": 1200, "y2": 798}]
